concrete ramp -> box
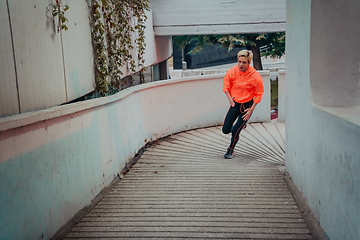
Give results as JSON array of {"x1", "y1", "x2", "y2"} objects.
[{"x1": 63, "y1": 122, "x2": 313, "y2": 239}]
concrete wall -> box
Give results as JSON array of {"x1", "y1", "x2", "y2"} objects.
[
  {"x1": 309, "y1": 0, "x2": 360, "y2": 108},
  {"x1": 0, "y1": 73, "x2": 270, "y2": 239},
  {"x1": 278, "y1": 70, "x2": 285, "y2": 122},
  {"x1": 0, "y1": 0, "x2": 94, "y2": 117},
  {"x1": 0, "y1": 0, "x2": 19, "y2": 116},
  {"x1": 61, "y1": 0, "x2": 96, "y2": 102},
  {"x1": 0, "y1": 0, "x2": 172, "y2": 118},
  {"x1": 170, "y1": 70, "x2": 271, "y2": 122},
  {"x1": 286, "y1": 1, "x2": 360, "y2": 239},
  {"x1": 124, "y1": 8, "x2": 172, "y2": 77}
]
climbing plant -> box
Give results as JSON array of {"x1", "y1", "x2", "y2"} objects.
[
  {"x1": 51, "y1": 0, "x2": 69, "y2": 32},
  {"x1": 91, "y1": 0, "x2": 149, "y2": 96}
]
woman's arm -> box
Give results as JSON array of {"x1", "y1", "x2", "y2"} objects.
[
  {"x1": 224, "y1": 90, "x2": 235, "y2": 107},
  {"x1": 243, "y1": 73, "x2": 263, "y2": 121}
]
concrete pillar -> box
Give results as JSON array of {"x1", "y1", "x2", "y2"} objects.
[{"x1": 278, "y1": 70, "x2": 286, "y2": 122}]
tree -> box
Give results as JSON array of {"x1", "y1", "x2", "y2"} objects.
[
  {"x1": 172, "y1": 36, "x2": 195, "y2": 64},
  {"x1": 173, "y1": 32, "x2": 285, "y2": 70}
]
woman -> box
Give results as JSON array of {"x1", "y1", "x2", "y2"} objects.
[{"x1": 222, "y1": 50, "x2": 264, "y2": 159}]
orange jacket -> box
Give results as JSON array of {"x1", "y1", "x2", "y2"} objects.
[{"x1": 223, "y1": 65, "x2": 264, "y2": 104}]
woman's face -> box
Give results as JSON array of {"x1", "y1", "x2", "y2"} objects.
[{"x1": 237, "y1": 56, "x2": 249, "y2": 72}]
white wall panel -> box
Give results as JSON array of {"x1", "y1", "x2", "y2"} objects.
[
  {"x1": 252, "y1": 70, "x2": 271, "y2": 122},
  {"x1": 133, "y1": 9, "x2": 172, "y2": 75},
  {"x1": 0, "y1": 0, "x2": 19, "y2": 117},
  {"x1": 278, "y1": 70, "x2": 285, "y2": 122},
  {"x1": 9, "y1": 0, "x2": 66, "y2": 114},
  {"x1": 145, "y1": 9, "x2": 172, "y2": 66},
  {"x1": 62, "y1": 0, "x2": 95, "y2": 101},
  {"x1": 117, "y1": 8, "x2": 172, "y2": 78},
  {"x1": 150, "y1": 0, "x2": 286, "y2": 36},
  {"x1": 1, "y1": 1, "x2": 173, "y2": 117}
]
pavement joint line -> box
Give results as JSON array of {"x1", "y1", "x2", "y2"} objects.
[
  {"x1": 261, "y1": 122, "x2": 286, "y2": 153},
  {"x1": 247, "y1": 123, "x2": 285, "y2": 156}
]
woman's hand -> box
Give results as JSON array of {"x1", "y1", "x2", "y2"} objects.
[
  {"x1": 229, "y1": 96, "x2": 235, "y2": 107},
  {"x1": 242, "y1": 107, "x2": 253, "y2": 121},
  {"x1": 242, "y1": 102, "x2": 257, "y2": 121},
  {"x1": 225, "y1": 90, "x2": 235, "y2": 107}
]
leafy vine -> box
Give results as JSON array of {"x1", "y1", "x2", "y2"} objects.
[
  {"x1": 51, "y1": 0, "x2": 69, "y2": 32},
  {"x1": 91, "y1": 0, "x2": 149, "y2": 96}
]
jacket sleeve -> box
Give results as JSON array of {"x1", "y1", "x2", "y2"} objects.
[
  {"x1": 223, "y1": 71, "x2": 231, "y2": 92},
  {"x1": 253, "y1": 74, "x2": 264, "y2": 103}
]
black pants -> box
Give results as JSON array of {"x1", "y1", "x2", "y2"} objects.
[{"x1": 222, "y1": 100, "x2": 253, "y2": 150}]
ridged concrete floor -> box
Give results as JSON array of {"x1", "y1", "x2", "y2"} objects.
[{"x1": 63, "y1": 122, "x2": 313, "y2": 239}]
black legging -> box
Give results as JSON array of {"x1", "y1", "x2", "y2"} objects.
[{"x1": 222, "y1": 100, "x2": 253, "y2": 150}]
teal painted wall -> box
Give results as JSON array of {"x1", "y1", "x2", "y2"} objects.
[
  {"x1": 286, "y1": 1, "x2": 360, "y2": 239},
  {"x1": 0, "y1": 96, "x2": 152, "y2": 239},
  {"x1": 0, "y1": 110, "x2": 115, "y2": 239}
]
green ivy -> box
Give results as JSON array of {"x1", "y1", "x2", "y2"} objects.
[
  {"x1": 51, "y1": 0, "x2": 69, "y2": 32},
  {"x1": 91, "y1": 0, "x2": 149, "y2": 96}
]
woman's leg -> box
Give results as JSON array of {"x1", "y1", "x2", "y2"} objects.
[
  {"x1": 222, "y1": 100, "x2": 253, "y2": 158},
  {"x1": 222, "y1": 104, "x2": 240, "y2": 135},
  {"x1": 222, "y1": 103, "x2": 241, "y2": 158},
  {"x1": 229, "y1": 111, "x2": 247, "y2": 150},
  {"x1": 229, "y1": 100, "x2": 253, "y2": 150}
]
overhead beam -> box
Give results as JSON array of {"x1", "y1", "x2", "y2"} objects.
[{"x1": 150, "y1": 0, "x2": 286, "y2": 36}]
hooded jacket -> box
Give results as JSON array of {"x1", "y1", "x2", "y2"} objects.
[{"x1": 223, "y1": 65, "x2": 264, "y2": 104}]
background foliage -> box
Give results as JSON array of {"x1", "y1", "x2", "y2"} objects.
[{"x1": 173, "y1": 32, "x2": 285, "y2": 70}]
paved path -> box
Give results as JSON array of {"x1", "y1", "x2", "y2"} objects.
[{"x1": 63, "y1": 122, "x2": 313, "y2": 239}]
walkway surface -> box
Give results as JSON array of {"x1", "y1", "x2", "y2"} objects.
[{"x1": 63, "y1": 122, "x2": 313, "y2": 239}]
